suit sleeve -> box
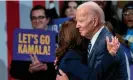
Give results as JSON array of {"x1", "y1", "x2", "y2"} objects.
[
  {"x1": 93, "y1": 50, "x2": 116, "y2": 80},
  {"x1": 93, "y1": 45, "x2": 128, "y2": 80},
  {"x1": 115, "y1": 46, "x2": 128, "y2": 80},
  {"x1": 58, "y1": 50, "x2": 89, "y2": 80}
]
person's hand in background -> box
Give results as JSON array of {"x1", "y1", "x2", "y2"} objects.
[{"x1": 29, "y1": 54, "x2": 47, "y2": 73}]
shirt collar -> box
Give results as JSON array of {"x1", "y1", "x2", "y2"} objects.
[{"x1": 90, "y1": 26, "x2": 104, "y2": 52}]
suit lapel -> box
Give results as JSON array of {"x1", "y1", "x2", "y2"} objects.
[{"x1": 88, "y1": 28, "x2": 108, "y2": 62}]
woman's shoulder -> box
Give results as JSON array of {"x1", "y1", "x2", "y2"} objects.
[{"x1": 63, "y1": 49, "x2": 81, "y2": 59}]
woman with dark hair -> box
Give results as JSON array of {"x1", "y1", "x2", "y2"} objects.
[
  {"x1": 56, "y1": 19, "x2": 89, "y2": 80},
  {"x1": 116, "y1": 2, "x2": 133, "y2": 65},
  {"x1": 120, "y1": 2, "x2": 133, "y2": 37},
  {"x1": 60, "y1": 1, "x2": 82, "y2": 18}
]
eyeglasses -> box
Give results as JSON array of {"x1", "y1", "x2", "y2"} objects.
[
  {"x1": 31, "y1": 16, "x2": 46, "y2": 21},
  {"x1": 123, "y1": 12, "x2": 133, "y2": 16}
]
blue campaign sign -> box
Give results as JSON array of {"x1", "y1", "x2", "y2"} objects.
[
  {"x1": 13, "y1": 28, "x2": 56, "y2": 62},
  {"x1": 48, "y1": 17, "x2": 71, "y2": 33}
]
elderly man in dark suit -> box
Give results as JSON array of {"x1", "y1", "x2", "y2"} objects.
[{"x1": 56, "y1": 1, "x2": 128, "y2": 80}]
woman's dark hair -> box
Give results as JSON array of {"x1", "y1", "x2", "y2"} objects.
[
  {"x1": 117, "y1": 2, "x2": 133, "y2": 35},
  {"x1": 122, "y1": 2, "x2": 133, "y2": 23},
  {"x1": 56, "y1": 19, "x2": 88, "y2": 64},
  {"x1": 60, "y1": 1, "x2": 82, "y2": 18},
  {"x1": 30, "y1": 5, "x2": 50, "y2": 20}
]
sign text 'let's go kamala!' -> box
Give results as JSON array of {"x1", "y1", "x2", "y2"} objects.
[{"x1": 13, "y1": 29, "x2": 56, "y2": 62}]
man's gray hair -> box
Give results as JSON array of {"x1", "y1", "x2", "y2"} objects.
[{"x1": 78, "y1": 1, "x2": 105, "y2": 24}]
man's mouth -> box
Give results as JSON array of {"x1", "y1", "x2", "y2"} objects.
[{"x1": 79, "y1": 30, "x2": 83, "y2": 33}]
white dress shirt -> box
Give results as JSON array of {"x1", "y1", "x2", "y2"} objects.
[{"x1": 89, "y1": 26, "x2": 104, "y2": 53}]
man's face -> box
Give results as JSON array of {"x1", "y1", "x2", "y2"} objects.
[
  {"x1": 65, "y1": 1, "x2": 77, "y2": 18},
  {"x1": 76, "y1": 8, "x2": 94, "y2": 39},
  {"x1": 31, "y1": 9, "x2": 49, "y2": 29},
  {"x1": 123, "y1": 9, "x2": 133, "y2": 28}
]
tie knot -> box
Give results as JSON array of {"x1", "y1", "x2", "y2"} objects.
[
  {"x1": 89, "y1": 42, "x2": 91, "y2": 45},
  {"x1": 88, "y1": 42, "x2": 92, "y2": 53}
]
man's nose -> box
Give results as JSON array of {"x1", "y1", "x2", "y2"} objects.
[
  {"x1": 36, "y1": 19, "x2": 40, "y2": 23},
  {"x1": 70, "y1": 8, "x2": 74, "y2": 12},
  {"x1": 76, "y1": 24, "x2": 80, "y2": 28}
]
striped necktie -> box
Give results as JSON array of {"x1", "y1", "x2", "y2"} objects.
[{"x1": 88, "y1": 42, "x2": 92, "y2": 53}]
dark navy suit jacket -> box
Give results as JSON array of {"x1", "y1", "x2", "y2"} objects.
[
  {"x1": 88, "y1": 27, "x2": 128, "y2": 80},
  {"x1": 58, "y1": 49, "x2": 89, "y2": 80}
]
